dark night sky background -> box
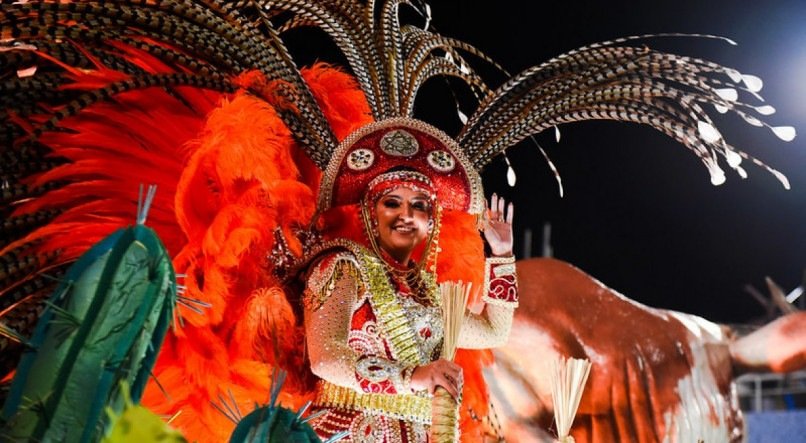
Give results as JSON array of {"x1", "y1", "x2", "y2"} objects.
[
  {"x1": 290, "y1": 1, "x2": 806, "y2": 324},
  {"x1": 432, "y1": 0, "x2": 806, "y2": 324}
]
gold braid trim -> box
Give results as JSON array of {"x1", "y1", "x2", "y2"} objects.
[
  {"x1": 315, "y1": 381, "x2": 432, "y2": 425},
  {"x1": 303, "y1": 239, "x2": 438, "y2": 367},
  {"x1": 354, "y1": 246, "x2": 432, "y2": 367}
]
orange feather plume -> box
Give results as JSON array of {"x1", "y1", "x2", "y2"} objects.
[{"x1": 143, "y1": 64, "x2": 372, "y2": 442}]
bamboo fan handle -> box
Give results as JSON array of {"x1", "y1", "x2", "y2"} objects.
[
  {"x1": 431, "y1": 280, "x2": 470, "y2": 443},
  {"x1": 431, "y1": 386, "x2": 460, "y2": 442},
  {"x1": 551, "y1": 357, "x2": 591, "y2": 443}
]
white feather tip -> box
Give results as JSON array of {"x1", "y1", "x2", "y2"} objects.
[
  {"x1": 709, "y1": 168, "x2": 727, "y2": 186},
  {"x1": 725, "y1": 68, "x2": 742, "y2": 83},
  {"x1": 742, "y1": 115, "x2": 763, "y2": 127},
  {"x1": 725, "y1": 150, "x2": 742, "y2": 168},
  {"x1": 755, "y1": 105, "x2": 775, "y2": 116},
  {"x1": 507, "y1": 166, "x2": 517, "y2": 187},
  {"x1": 741, "y1": 74, "x2": 763, "y2": 92},
  {"x1": 698, "y1": 121, "x2": 723, "y2": 143},
  {"x1": 714, "y1": 88, "x2": 738, "y2": 102},
  {"x1": 457, "y1": 108, "x2": 468, "y2": 124},
  {"x1": 771, "y1": 170, "x2": 791, "y2": 190},
  {"x1": 772, "y1": 126, "x2": 796, "y2": 142}
]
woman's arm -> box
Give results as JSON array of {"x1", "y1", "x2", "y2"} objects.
[
  {"x1": 457, "y1": 193, "x2": 518, "y2": 349},
  {"x1": 458, "y1": 255, "x2": 518, "y2": 349}
]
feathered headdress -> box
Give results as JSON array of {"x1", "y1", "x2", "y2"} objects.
[{"x1": 0, "y1": 1, "x2": 795, "y2": 441}]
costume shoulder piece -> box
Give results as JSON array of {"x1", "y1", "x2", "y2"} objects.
[
  {"x1": 301, "y1": 238, "x2": 409, "y2": 311},
  {"x1": 304, "y1": 248, "x2": 363, "y2": 312}
]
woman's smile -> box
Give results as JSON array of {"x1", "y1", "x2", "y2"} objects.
[
  {"x1": 374, "y1": 187, "x2": 431, "y2": 263},
  {"x1": 392, "y1": 224, "x2": 415, "y2": 234}
]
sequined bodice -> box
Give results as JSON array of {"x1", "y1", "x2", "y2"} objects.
[
  {"x1": 303, "y1": 242, "x2": 518, "y2": 443},
  {"x1": 398, "y1": 290, "x2": 443, "y2": 363}
]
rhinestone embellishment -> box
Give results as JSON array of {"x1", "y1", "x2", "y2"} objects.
[
  {"x1": 347, "y1": 148, "x2": 375, "y2": 170},
  {"x1": 380, "y1": 129, "x2": 419, "y2": 157},
  {"x1": 426, "y1": 150, "x2": 456, "y2": 172}
]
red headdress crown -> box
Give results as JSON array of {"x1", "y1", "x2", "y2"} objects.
[{"x1": 318, "y1": 118, "x2": 485, "y2": 215}]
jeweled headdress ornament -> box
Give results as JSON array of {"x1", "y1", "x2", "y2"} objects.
[{"x1": 320, "y1": 118, "x2": 484, "y2": 215}]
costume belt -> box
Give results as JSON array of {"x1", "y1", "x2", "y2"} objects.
[{"x1": 314, "y1": 381, "x2": 432, "y2": 425}]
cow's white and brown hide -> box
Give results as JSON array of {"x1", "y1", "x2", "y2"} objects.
[{"x1": 485, "y1": 258, "x2": 806, "y2": 443}]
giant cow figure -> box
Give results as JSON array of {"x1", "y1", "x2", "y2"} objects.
[{"x1": 486, "y1": 258, "x2": 806, "y2": 442}]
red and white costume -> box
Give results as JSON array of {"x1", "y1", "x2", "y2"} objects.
[{"x1": 304, "y1": 242, "x2": 517, "y2": 441}]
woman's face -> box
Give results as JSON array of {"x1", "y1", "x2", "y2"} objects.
[{"x1": 374, "y1": 186, "x2": 431, "y2": 263}]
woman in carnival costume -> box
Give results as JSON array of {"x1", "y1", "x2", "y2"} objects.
[{"x1": 301, "y1": 120, "x2": 518, "y2": 441}]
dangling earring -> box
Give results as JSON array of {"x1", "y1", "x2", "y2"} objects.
[
  {"x1": 418, "y1": 203, "x2": 441, "y2": 275},
  {"x1": 370, "y1": 216, "x2": 380, "y2": 239}
]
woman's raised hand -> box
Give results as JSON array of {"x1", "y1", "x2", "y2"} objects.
[
  {"x1": 410, "y1": 359, "x2": 463, "y2": 400},
  {"x1": 483, "y1": 193, "x2": 514, "y2": 257}
]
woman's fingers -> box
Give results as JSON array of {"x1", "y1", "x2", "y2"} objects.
[
  {"x1": 439, "y1": 359, "x2": 462, "y2": 377},
  {"x1": 488, "y1": 193, "x2": 499, "y2": 220},
  {"x1": 438, "y1": 361, "x2": 462, "y2": 399},
  {"x1": 488, "y1": 194, "x2": 515, "y2": 224},
  {"x1": 412, "y1": 360, "x2": 464, "y2": 397},
  {"x1": 435, "y1": 372, "x2": 460, "y2": 399},
  {"x1": 415, "y1": 359, "x2": 463, "y2": 399}
]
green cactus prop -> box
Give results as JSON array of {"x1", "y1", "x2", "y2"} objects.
[
  {"x1": 1, "y1": 186, "x2": 176, "y2": 442},
  {"x1": 229, "y1": 404, "x2": 322, "y2": 443},
  {"x1": 228, "y1": 370, "x2": 339, "y2": 443}
]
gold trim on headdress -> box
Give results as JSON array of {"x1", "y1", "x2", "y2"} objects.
[{"x1": 318, "y1": 117, "x2": 485, "y2": 216}]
